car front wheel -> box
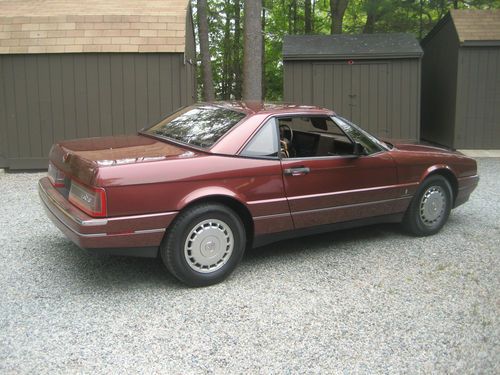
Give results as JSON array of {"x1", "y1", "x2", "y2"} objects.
[
  {"x1": 403, "y1": 175, "x2": 453, "y2": 236},
  {"x1": 160, "y1": 203, "x2": 246, "y2": 287}
]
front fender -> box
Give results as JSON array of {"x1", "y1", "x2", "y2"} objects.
[{"x1": 419, "y1": 164, "x2": 456, "y2": 183}]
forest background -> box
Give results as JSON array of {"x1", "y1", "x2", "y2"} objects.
[{"x1": 194, "y1": 0, "x2": 500, "y2": 101}]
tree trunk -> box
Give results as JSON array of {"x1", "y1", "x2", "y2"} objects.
[
  {"x1": 262, "y1": 0, "x2": 266, "y2": 99},
  {"x1": 312, "y1": 0, "x2": 316, "y2": 33},
  {"x1": 419, "y1": 0, "x2": 423, "y2": 40},
  {"x1": 233, "y1": 0, "x2": 242, "y2": 100},
  {"x1": 197, "y1": 0, "x2": 215, "y2": 101},
  {"x1": 305, "y1": 0, "x2": 312, "y2": 34},
  {"x1": 363, "y1": 12, "x2": 376, "y2": 33},
  {"x1": 222, "y1": 0, "x2": 232, "y2": 100},
  {"x1": 330, "y1": 0, "x2": 349, "y2": 34},
  {"x1": 292, "y1": 0, "x2": 298, "y2": 34},
  {"x1": 363, "y1": 0, "x2": 378, "y2": 34},
  {"x1": 243, "y1": 0, "x2": 262, "y2": 101}
]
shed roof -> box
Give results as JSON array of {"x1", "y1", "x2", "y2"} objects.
[
  {"x1": 450, "y1": 9, "x2": 500, "y2": 44},
  {"x1": 283, "y1": 33, "x2": 423, "y2": 61},
  {"x1": 0, "y1": 0, "x2": 191, "y2": 54}
]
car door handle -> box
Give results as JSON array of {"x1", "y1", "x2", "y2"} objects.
[{"x1": 284, "y1": 166, "x2": 310, "y2": 176}]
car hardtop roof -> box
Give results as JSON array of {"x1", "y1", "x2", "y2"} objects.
[{"x1": 200, "y1": 101, "x2": 336, "y2": 116}]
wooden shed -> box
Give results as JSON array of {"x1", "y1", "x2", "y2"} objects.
[
  {"x1": 421, "y1": 10, "x2": 500, "y2": 149},
  {"x1": 283, "y1": 33, "x2": 423, "y2": 141},
  {"x1": 0, "y1": 0, "x2": 195, "y2": 170}
]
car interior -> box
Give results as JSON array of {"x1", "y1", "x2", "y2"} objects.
[{"x1": 278, "y1": 116, "x2": 355, "y2": 158}]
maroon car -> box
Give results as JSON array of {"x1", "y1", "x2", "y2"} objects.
[{"x1": 39, "y1": 102, "x2": 479, "y2": 286}]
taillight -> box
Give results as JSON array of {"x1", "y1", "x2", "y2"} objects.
[
  {"x1": 68, "y1": 180, "x2": 107, "y2": 217},
  {"x1": 48, "y1": 162, "x2": 65, "y2": 187}
]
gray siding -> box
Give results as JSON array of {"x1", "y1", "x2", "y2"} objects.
[
  {"x1": 420, "y1": 19, "x2": 460, "y2": 147},
  {"x1": 284, "y1": 58, "x2": 421, "y2": 140},
  {"x1": 0, "y1": 53, "x2": 195, "y2": 169},
  {"x1": 0, "y1": 60, "x2": 8, "y2": 168},
  {"x1": 455, "y1": 47, "x2": 500, "y2": 149},
  {"x1": 421, "y1": 15, "x2": 500, "y2": 150}
]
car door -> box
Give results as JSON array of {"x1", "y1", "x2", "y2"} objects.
[
  {"x1": 238, "y1": 118, "x2": 295, "y2": 236},
  {"x1": 279, "y1": 115, "x2": 402, "y2": 229}
]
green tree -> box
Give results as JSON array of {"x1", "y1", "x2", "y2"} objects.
[{"x1": 193, "y1": 0, "x2": 500, "y2": 101}]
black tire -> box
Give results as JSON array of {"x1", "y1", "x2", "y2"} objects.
[
  {"x1": 160, "y1": 203, "x2": 246, "y2": 287},
  {"x1": 402, "y1": 175, "x2": 453, "y2": 236}
]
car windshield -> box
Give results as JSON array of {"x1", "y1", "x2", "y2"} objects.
[
  {"x1": 334, "y1": 116, "x2": 390, "y2": 153},
  {"x1": 143, "y1": 104, "x2": 247, "y2": 148}
]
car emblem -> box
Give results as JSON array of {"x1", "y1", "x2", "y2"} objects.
[
  {"x1": 62, "y1": 153, "x2": 70, "y2": 163},
  {"x1": 81, "y1": 193, "x2": 93, "y2": 204}
]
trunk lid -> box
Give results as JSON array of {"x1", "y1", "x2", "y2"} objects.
[{"x1": 49, "y1": 135, "x2": 193, "y2": 186}]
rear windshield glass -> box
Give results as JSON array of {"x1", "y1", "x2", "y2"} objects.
[{"x1": 144, "y1": 105, "x2": 246, "y2": 148}]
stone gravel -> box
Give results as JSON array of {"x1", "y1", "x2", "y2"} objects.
[{"x1": 0, "y1": 159, "x2": 499, "y2": 374}]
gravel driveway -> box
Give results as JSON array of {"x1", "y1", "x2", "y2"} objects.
[{"x1": 1, "y1": 159, "x2": 499, "y2": 374}]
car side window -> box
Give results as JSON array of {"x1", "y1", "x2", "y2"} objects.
[
  {"x1": 240, "y1": 118, "x2": 279, "y2": 158},
  {"x1": 277, "y1": 116, "x2": 355, "y2": 158}
]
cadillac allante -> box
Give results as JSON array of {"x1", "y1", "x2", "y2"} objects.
[{"x1": 39, "y1": 102, "x2": 479, "y2": 286}]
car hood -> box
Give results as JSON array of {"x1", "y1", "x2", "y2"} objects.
[{"x1": 390, "y1": 141, "x2": 459, "y2": 155}]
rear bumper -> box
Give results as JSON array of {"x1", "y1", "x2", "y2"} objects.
[
  {"x1": 38, "y1": 177, "x2": 178, "y2": 257},
  {"x1": 454, "y1": 174, "x2": 480, "y2": 208}
]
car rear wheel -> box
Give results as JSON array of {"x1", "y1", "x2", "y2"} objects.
[
  {"x1": 160, "y1": 203, "x2": 246, "y2": 287},
  {"x1": 402, "y1": 175, "x2": 453, "y2": 236}
]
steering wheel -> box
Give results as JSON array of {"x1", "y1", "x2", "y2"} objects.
[
  {"x1": 279, "y1": 124, "x2": 295, "y2": 158},
  {"x1": 280, "y1": 124, "x2": 293, "y2": 142}
]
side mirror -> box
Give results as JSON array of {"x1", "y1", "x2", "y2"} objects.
[{"x1": 353, "y1": 142, "x2": 365, "y2": 156}]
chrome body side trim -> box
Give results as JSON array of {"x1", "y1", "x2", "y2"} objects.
[
  {"x1": 253, "y1": 212, "x2": 292, "y2": 220},
  {"x1": 293, "y1": 196, "x2": 411, "y2": 215},
  {"x1": 287, "y1": 182, "x2": 418, "y2": 201},
  {"x1": 247, "y1": 197, "x2": 288, "y2": 205},
  {"x1": 247, "y1": 182, "x2": 419, "y2": 206},
  {"x1": 133, "y1": 228, "x2": 167, "y2": 235}
]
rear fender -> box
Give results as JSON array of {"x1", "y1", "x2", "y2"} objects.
[{"x1": 177, "y1": 186, "x2": 247, "y2": 211}]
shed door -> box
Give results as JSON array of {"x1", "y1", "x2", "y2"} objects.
[{"x1": 313, "y1": 62, "x2": 389, "y2": 137}]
